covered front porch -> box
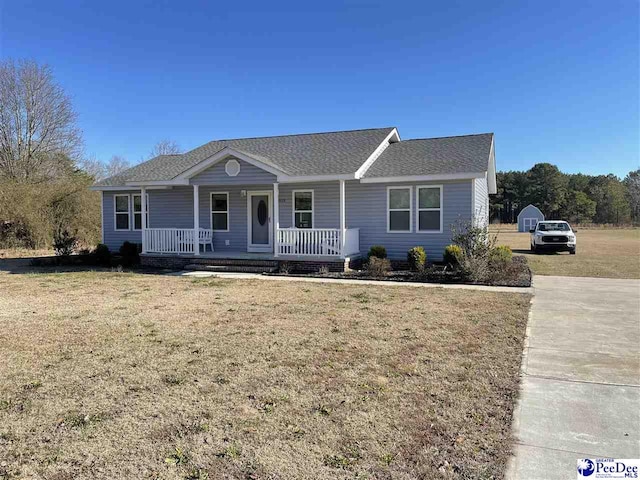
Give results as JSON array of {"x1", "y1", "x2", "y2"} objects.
[{"x1": 138, "y1": 181, "x2": 360, "y2": 260}]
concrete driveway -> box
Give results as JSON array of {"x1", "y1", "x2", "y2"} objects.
[{"x1": 507, "y1": 276, "x2": 640, "y2": 479}]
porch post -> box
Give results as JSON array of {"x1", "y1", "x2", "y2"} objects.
[
  {"x1": 193, "y1": 184, "x2": 200, "y2": 255},
  {"x1": 273, "y1": 182, "x2": 279, "y2": 257},
  {"x1": 141, "y1": 187, "x2": 147, "y2": 254},
  {"x1": 339, "y1": 180, "x2": 346, "y2": 258}
]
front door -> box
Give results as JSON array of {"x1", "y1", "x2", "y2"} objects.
[{"x1": 247, "y1": 191, "x2": 272, "y2": 252}]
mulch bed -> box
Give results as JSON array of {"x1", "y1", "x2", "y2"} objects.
[{"x1": 268, "y1": 256, "x2": 532, "y2": 287}]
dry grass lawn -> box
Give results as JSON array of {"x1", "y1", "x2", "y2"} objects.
[
  {"x1": 492, "y1": 225, "x2": 640, "y2": 279},
  {"x1": 0, "y1": 270, "x2": 530, "y2": 480}
]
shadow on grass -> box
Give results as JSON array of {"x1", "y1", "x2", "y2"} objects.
[
  {"x1": 0, "y1": 255, "x2": 174, "y2": 276},
  {"x1": 512, "y1": 249, "x2": 571, "y2": 256}
]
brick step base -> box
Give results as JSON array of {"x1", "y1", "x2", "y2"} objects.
[
  {"x1": 187, "y1": 258, "x2": 278, "y2": 268},
  {"x1": 184, "y1": 264, "x2": 278, "y2": 274}
]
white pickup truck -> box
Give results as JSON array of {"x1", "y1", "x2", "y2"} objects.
[{"x1": 530, "y1": 221, "x2": 576, "y2": 254}]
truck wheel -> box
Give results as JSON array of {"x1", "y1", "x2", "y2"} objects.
[
  {"x1": 531, "y1": 243, "x2": 537, "y2": 253},
  {"x1": 570, "y1": 248, "x2": 576, "y2": 255}
]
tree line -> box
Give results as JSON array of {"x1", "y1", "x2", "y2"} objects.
[
  {"x1": 490, "y1": 163, "x2": 640, "y2": 225},
  {"x1": 0, "y1": 59, "x2": 181, "y2": 250}
]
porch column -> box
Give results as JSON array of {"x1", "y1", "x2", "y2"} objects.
[
  {"x1": 339, "y1": 180, "x2": 346, "y2": 258},
  {"x1": 273, "y1": 182, "x2": 279, "y2": 257},
  {"x1": 193, "y1": 184, "x2": 200, "y2": 256},
  {"x1": 141, "y1": 187, "x2": 147, "y2": 254}
]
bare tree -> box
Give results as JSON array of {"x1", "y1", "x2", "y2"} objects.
[
  {"x1": 148, "y1": 139, "x2": 181, "y2": 158},
  {"x1": 0, "y1": 59, "x2": 83, "y2": 181},
  {"x1": 105, "y1": 155, "x2": 130, "y2": 178},
  {"x1": 79, "y1": 155, "x2": 106, "y2": 180}
]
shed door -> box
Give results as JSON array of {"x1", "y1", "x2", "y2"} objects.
[{"x1": 524, "y1": 218, "x2": 538, "y2": 231}]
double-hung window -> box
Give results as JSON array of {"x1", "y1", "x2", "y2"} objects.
[
  {"x1": 114, "y1": 194, "x2": 130, "y2": 231},
  {"x1": 132, "y1": 194, "x2": 149, "y2": 230},
  {"x1": 293, "y1": 190, "x2": 313, "y2": 228},
  {"x1": 387, "y1": 187, "x2": 412, "y2": 232},
  {"x1": 417, "y1": 185, "x2": 442, "y2": 233},
  {"x1": 211, "y1": 192, "x2": 229, "y2": 231}
]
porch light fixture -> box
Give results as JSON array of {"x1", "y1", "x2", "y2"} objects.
[{"x1": 225, "y1": 159, "x2": 240, "y2": 176}]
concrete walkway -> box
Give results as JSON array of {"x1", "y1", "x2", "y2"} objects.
[
  {"x1": 507, "y1": 276, "x2": 640, "y2": 479},
  {"x1": 171, "y1": 270, "x2": 533, "y2": 293}
]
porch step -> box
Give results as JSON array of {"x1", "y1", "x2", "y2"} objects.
[{"x1": 184, "y1": 264, "x2": 278, "y2": 274}]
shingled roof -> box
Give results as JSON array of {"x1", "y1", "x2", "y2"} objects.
[
  {"x1": 95, "y1": 127, "x2": 395, "y2": 186},
  {"x1": 362, "y1": 133, "x2": 494, "y2": 178}
]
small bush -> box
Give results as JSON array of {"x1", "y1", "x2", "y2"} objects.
[
  {"x1": 93, "y1": 244, "x2": 111, "y2": 266},
  {"x1": 407, "y1": 246, "x2": 426, "y2": 272},
  {"x1": 279, "y1": 261, "x2": 291, "y2": 274},
  {"x1": 444, "y1": 245, "x2": 462, "y2": 267},
  {"x1": 53, "y1": 229, "x2": 77, "y2": 257},
  {"x1": 367, "y1": 257, "x2": 391, "y2": 278},
  {"x1": 490, "y1": 245, "x2": 513, "y2": 265},
  {"x1": 368, "y1": 245, "x2": 387, "y2": 259},
  {"x1": 118, "y1": 241, "x2": 140, "y2": 266}
]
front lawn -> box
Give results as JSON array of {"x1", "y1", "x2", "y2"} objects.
[
  {"x1": 493, "y1": 226, "x2": 640, "y2": 279},
  {"x1": 0, "y1": 271, "x2": 530, "y2": 479}
]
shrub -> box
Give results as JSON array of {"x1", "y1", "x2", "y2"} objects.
[
  {"x1": 53, "y1": 229, "x2": 77, "y2": 257},
  {"x1": 407, "y1": 246, "x2": 426, "y2": 272},
  {"x1": 490, "y1": 245, "x2": 513, "y2": 265},
  {"x1": 93, "y1": 244, "x2": 111, "y2": 266},
  {"x1": 444, "y1": 244, "x2": 462, "y2": 267},
  {"x1": 279, "y1": 261, "x2": 291, "y2": 274},
  {"x1": 118, "y1": 241, "x2": 140, "y2": 266},
  {"x1": 451, "y1": 221, "x2": 497, "y2": 282},
  {"x1": 367, "y1": 257, "x2": 391, "y2": 278},
  {"x1": 368, "y1": 245, "x2": 387, "y2": 259}
]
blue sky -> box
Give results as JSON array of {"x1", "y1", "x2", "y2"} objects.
[{"x1": 1, "y1": 0, "x2": 638, "y2": 177}]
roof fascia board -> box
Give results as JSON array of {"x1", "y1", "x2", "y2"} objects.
[
  {"x1": 354, "y1": 128, "x2": 401, "y2": 179},
  {"x1": 90, "y1": 185, "x2": 174, "y2": 191},
  {"x1": 277, "y1": 173, "x2": 356, "y2": 183},
  {"x1": 487, "y1": 137, "x2": 497, "y2": 194},
  {"x1": 360, "y1": 172, "x2": 485, "y2": 183},
  {"x1": 175, "y1": 147, "x2": 286, "y2": 180}
]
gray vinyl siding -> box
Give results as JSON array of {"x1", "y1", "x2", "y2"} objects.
[
  {"x1": 474, "y1": 177, "x2": 489, "y2": 226},
  {"x1": 102, "y1": 190, "x2": 143, "y2": 250},
  {"x1": 346, "y1": 181, "x2": 473, "y2": 261},
  {"x1": 189, "y1": 158, "x2": 276, "y2": 185},
  {"x1": 149, "y1": 187, "x2": 194, "y2": 229},
  {"x1": 278, "y1": 182, "x2": 340, "y2": 229}
]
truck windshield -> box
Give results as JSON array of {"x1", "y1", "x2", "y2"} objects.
[{"x1": 538, "y1": 223, "x2": 570, "y2": 232}]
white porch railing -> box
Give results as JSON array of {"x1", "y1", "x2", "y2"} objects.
[
  {"x1": 145, "y1": 228, "x2": 197, "y2": 254},
  {"x1": 277, "y1": 228, "x2": 359, "y2": 257}
]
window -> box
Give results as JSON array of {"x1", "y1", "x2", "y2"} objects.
[
  {"x1": 293, "y1": 190, "x2": 313, "y2": 228},
  {"x1": 417, "y1": 186, "x2": 442, "y2": 233},
  {"x1": 211, "y1": 192, "x2": 229, "y2": 231},
  {"x1": 132, "y1": 194, "x2": 149, "y2": 230},
  {"x1": 114, "y1": 194, "x2": 130, "y2": 231},
  {"x1": 387, "y1": 187, "x2": 412, "y2": 232}
]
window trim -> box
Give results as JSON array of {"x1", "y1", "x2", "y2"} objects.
[
  {"x1": 113, "y1": 194, "x2": 131, "y2": 231},
  {"x1": 132, "y1": 193, "x2": 150, "y2": 231},
  {"x1": 292, "y1": 189, "x2": 314, "y2": 229},
  {"x1": 416, "y1": 185, "x2": 443, "y2": 233},
  {"x1": 210, "y1": 191, "x2": 230, "y2": 232},
  {"x1": 386, "y1": 186, "x2": 412, "y2": 233}
]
